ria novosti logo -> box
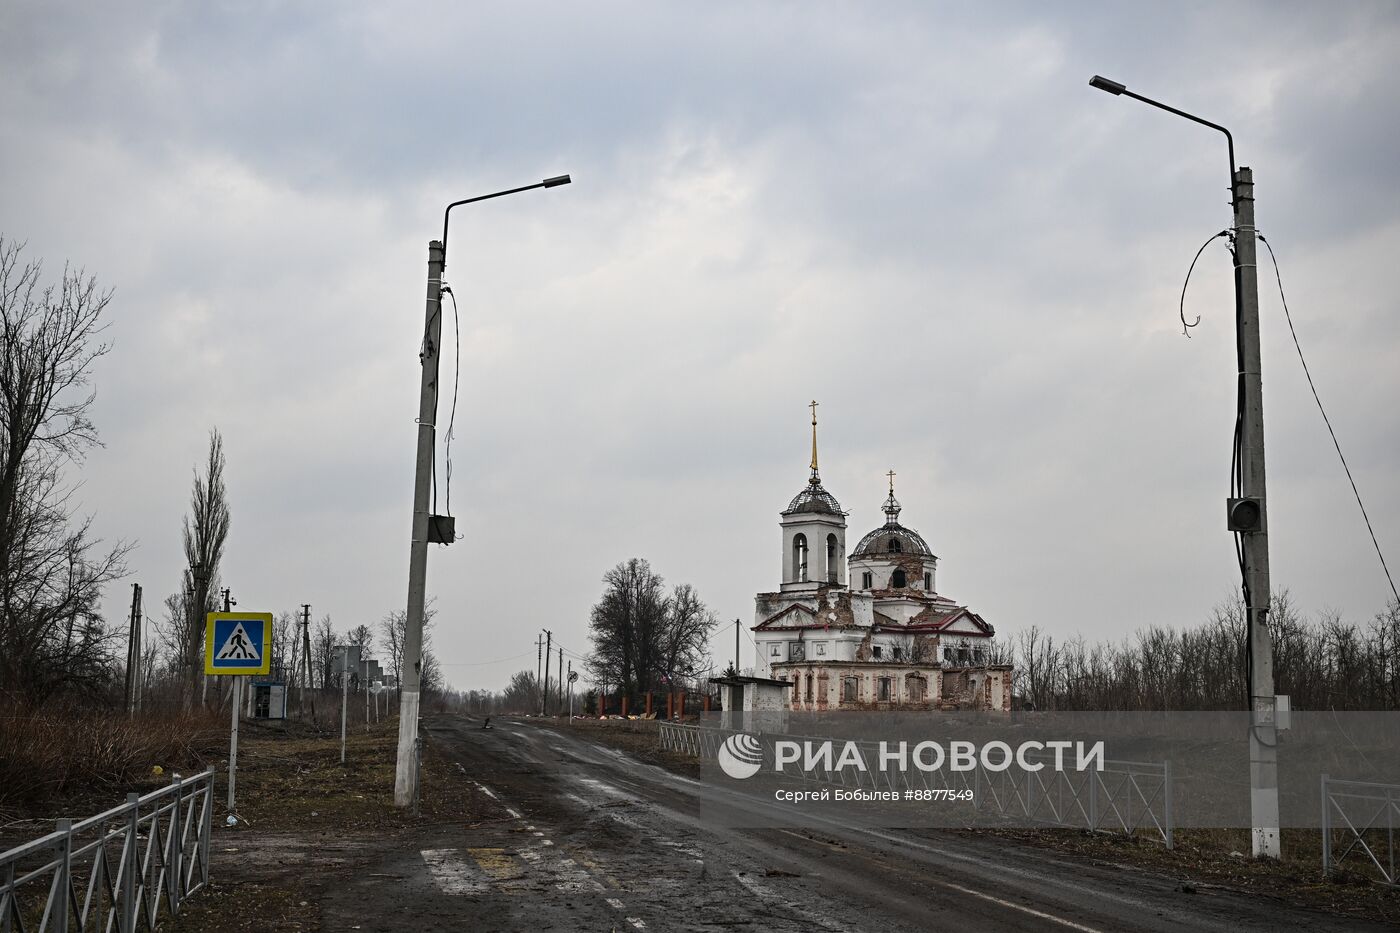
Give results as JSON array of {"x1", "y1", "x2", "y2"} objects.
[{"x1": 717, "y1": 733, "x2": 764, "y2": 779}]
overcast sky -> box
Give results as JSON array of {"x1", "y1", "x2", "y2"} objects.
[{"x1": 3, "y1": 1, "x2": 1398, "y2": 692}]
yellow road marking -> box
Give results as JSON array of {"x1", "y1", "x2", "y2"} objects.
[{"x1": 468, "y1": 847, "x2": 523, "y2": 880}]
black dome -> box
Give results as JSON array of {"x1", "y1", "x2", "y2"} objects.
[
  {"x1": 785, "y1": 480, "x2": 843, "y2": 515},
  {"x1": 852, "y1": 522, "x2": 933, "y2": 558}
]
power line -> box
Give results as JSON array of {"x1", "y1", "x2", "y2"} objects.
[
  {"x1": 1258, "y1": 234, "x2": 1400, "y2": 607},
  {"x1": 439, "y1": 651, "x2": 535, "y2": 667}
]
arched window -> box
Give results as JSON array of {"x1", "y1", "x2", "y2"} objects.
[
  {"x1": 793, "y1": 534, "x2": 808, "y2": 582},
  {"x1": 888, "y1": 538, "x2": 902, "y2": 554},
  {"x1": 923, "y1": 572, "x2": 932, "y2": 591},
  {"x1": 826, "y1": 534, "x2": 838, "y2": 583},
  {"x1": 861, "y1": 571, "x2": 873, "y2": 589},
  {"x1": 892, "y1": 569, "x2": 907, "y2": 589}
]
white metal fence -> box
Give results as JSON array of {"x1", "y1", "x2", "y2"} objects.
[
  {"x1": 1321, "y1": 774, "x2": 1398, "y2": 885},
  {"x1": 0, "y1": 769, "x2": 214, "y2": 931},
  {"x1": 660, "y1": 722, "x2": 1174, "y2": 847}
]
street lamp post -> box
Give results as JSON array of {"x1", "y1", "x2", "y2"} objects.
[
  {"x1": 1089, "y1": 76, "x2": 1280, "y2": 859},
  {"x1": 393, "y1": 174, "x2": 572, "y2": 808}
]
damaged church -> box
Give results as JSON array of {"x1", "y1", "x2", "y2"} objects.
[{"x1": 752, "y1": 405, "x2": 1013, "y2": 711}]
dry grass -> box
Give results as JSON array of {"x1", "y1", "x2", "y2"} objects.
[{"x1": 0, "y1": 703, "x2": 225, "y2": 817}]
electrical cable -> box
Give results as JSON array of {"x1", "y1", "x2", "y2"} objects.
[
  {"x1": 440, "y1": 651, "x2": 535, "y2": 667},
  {"x1": 1258, "y1": 234, "x2": 1400, "y2": 608},
  {"x1": 442, "y1": 284, "x2": 462, "y2": 523},
  {"x1": 1179, "y1": 230, "x2": 1230, "y2": 337}
]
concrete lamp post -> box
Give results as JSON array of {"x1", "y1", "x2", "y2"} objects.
[
  {"x1": 394, "y1": 174, "x2": 572, "y2": 808},
  {"x1": 1089, "y1": 75, "x2": 1280, "y2": 858}
]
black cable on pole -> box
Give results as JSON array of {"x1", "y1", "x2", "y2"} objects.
[
  {"x1": 1258, "y1": 235, "x2": 1400, "y2": 608},
  {"x1": 442, "y1": 284, "x2": 462, "y2": 522},
  {"x1": 1179, "y1": 230, "x2": 1229, "y2": 337}
]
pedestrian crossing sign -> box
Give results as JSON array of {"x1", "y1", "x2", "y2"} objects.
[{"x1": 204, "y1": 612, "x2": 273, "y2": 675}]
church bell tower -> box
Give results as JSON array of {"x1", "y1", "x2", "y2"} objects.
[{"x1": 779, "y1": 401, "x2": 847, "y2": 591}]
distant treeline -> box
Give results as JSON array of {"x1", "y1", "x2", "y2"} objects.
[{"x1": 999, "y1": 592, "x2": 1400, "y2": 712}]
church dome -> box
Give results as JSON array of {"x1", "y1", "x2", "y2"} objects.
[
  {"x1": 785, "y1": 479, "x2": 843, "y2": 515},
  {"x1": 851, "y1": 483, "x2": 933, "y2": 557},
  {"x1": 852, "y1": 523, "x2": 932, "y2": 558}
]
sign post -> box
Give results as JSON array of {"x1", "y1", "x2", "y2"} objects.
[
  {"x1": 334, "y1": 646, "x2": 361, "y2": 764},
  {"x1": 205, "y1": 612, "x2": 272, "y2": 822}
]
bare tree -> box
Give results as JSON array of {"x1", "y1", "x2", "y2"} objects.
[
  {"x1": 313, "y1": 614, "x2": 335, "y2": 689},
  {"x1": 379, "y1": 605, "x2": 438, "y2": 697},
  {"x1": 0, "y1": 237, "x2": 128, "y2": 701},
  {"x1": 1000, "y1": 591, "x2": 1400, "y2": 711},
  {"x1": 587, "y1": 559, "x2": 716, "y2": 698},
  {"x1": 174, "y1": 430, "x2": 230, "y2": 707}
]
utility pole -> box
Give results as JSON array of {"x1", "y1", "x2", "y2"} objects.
[
  {"x1": 394, "y1": 239, "x2": 444, "y2": 808},
  {"x1": 220, "y1": 588, "x2": 235, "y2": 711},
  {"x1": 537, "y1": 633, "x2": 543, "y2": 707},
  {"x1": 566, "y1": 661, "x2": 573, "y2": 721},
  {"x1": 393, "y1": 176, "x2": 570, "y2": 807},
  {"x1": 734, "y1": 619, "x2": 740, "y2": 673},
  {"x1": 301, "y1": 604, "x2": 315, "y2": 719},
  {"x1": 1234, "y1": 167, "x2": 1280, "y2": 860},
  {"x1": 543, "y1": 630, "x2": 553, "y2": 716},
  {"x1": 558, "y1": 647, "x2": 564, "y2": 712},
  {"x1": 124, "y1": 584, "x2": 143, "y2": 716},
  {"x1": 340, "y1": 650, "x2": 349, "y2": 764},
  {"x1": 1087, "y1": 77, "x2": 1279, "y2": 859}
]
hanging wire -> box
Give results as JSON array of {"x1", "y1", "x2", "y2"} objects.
[
  {"x1": 1258, "y1": 234, "x2": 1400, "y2": 607},
  {"x1": 441, "y1": 283, "x2": 462, "y2": 521},
  {"x1": 1179, "y1": 230, "x2": 1230, "y2": 337}
]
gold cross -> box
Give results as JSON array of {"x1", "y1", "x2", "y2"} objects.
[
  {"x1": 887, "y1": 469, "x2": 896, "y2": 495},
  {"x1": 809, "y1": 399, "x2": 819, "y2": 425}
]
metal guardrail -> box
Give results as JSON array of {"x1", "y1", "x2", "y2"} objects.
[
  {"x1": 1322, "y1": 774, "x2": 1398, "y2": 885},
  {"x1": 0, "y1": 769, "x2": 214, "y2": 931},
  {"x1": 659, "y1": 722, "x2": 1174, "y2": 847}
]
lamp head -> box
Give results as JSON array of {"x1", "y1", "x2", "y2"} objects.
[
  {"x1": 1089, "y1": 75, "x2": 1126, "y2": 95},
  {"x1": 542, "y1": 174, "x2": 572, "y2": 188}
]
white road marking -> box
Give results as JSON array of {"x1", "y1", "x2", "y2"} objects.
[
  {"x1": 506, "y1": 808, "x2": 522, "y2": 819},
  {"x1": 421, "y1": 849, "x2": 490, "y2": 895},
  {"x1": 606, "y1": 898, "x2": 625, "y2": 910},
  {"x1": 473, "y1": 783, "x2": 498, "y2": 799},
  {"x1": 920, "y1": 876, "x2": 1106, "y2": 932},
  {"x1": 732, "y1": 871, "x2": 845, "y2": 933},
  {"x1": 627, "y1": 918, "x2": 646, "y2": 929}
]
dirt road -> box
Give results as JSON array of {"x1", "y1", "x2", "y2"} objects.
[{"x1": 317, "y1": 714, "x2": 1393, "y2": 932}]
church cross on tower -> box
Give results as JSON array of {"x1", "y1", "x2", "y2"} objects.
[
  {"x1": 887, "y1": 469, "x2": 896, "y2": 496},
  {"x1": 809, "y1": 399, "x2": 821, "y2": 483}
]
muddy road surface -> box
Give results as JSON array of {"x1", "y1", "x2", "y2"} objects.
[{"x1": 322, "y1": 714, "x2": 1390, "y2": 932}]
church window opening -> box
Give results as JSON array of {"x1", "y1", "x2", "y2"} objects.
[
  {"x1": 842, "y1": 677, "x2": 858, "y2": 702},
  {"x1": 826, "y1": 534, "x2": 838, "y2": 583},
  {"x1": 804, "y1": 676, "x2": 813, "y2": 703},
  {"x1": 888, "y1": 538, "x2": 902, "y2": 553},
  {"x1": 872, "y1": 645, "x2": 882, "y2": 660},
  {"x1": 793, "y1": 534, "x2": 808, "y2": 582},
  {"x1": 861, "y1": 571, "x2": 873, "y2": 589},
  {"x1": 906, "y1": 674, "x2": 927, "y2": 702},
  {"x1": 924, "y1": 572, "x2": 932, "y2": 590},
  {"x1": 878, "y1": 677, "x2": 893, "y2": 701},
  {"x1": 893, "y1": 646, "x2": 903, "y2": 661},
  {"x1": 892, "y1": 569, "x2": 907, "y2": 589},
  {"x1": 771, "y1": 644, "x2": 781, "y2": 658}
]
